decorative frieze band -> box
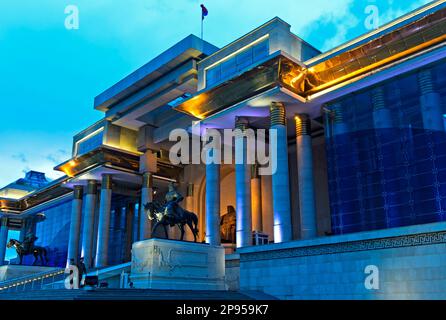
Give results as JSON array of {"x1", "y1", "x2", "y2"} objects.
[{"x1": 240, "y1": 231, "x2": 446, "y2": 262}]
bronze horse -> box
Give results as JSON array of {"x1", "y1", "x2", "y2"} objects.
[
  {"x1": 144, "y1": 201, "x2": 199, "y2": 242},
  {"x1": 6, "y1": 239, "x2": 48, "y2": 266}
]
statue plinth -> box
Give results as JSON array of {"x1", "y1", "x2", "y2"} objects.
[{"x1": 130, "y1": 239, "x2": 226, "y2": 290}]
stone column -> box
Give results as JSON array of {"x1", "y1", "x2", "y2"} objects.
[
  {"x1": 261, "y1": 174, "x2": 274, "y2": 241},
  {"x1": 139, "y1": 172, "x2": 153, "y2": 240},
  {"x1": 251, "y1": 165, "x2": 263, "y2": 232},
  {"x1": 235, "y1": 118, "x2": 252, "y2": 248},
  {"x1": 270, "y1": 102, "x2": 292, "y2": 243},
  {"x1": 81, "y1": 180, "x2": 97, "y2": 268},
  {"x1": 67, "y1": 186, "x2": 83, "y2": 266},
  {"x1": 95, "y1": 175, "x2": 113, "y2": 268},
  {"x1": 185, "y1": 183, "x2": 195, "y2": 241},
  {"x1": 372, "y1": 87, "x2": 393, "y2": 129},
  {"x1": 124, "y1": 203, "x2": 135, "y2": 261},
  {"x1": 0, "y1": 218, "x2": 8, "y2": 266},
  {"x1": 418, "y1": 69, "x2": 444, "y2": 131},
  {"x1": 205, "y1": 146, "x2": 221, "y2": 246},
  {"x1": 295, "y1": 114, "x2": 317, "y2": 239},
  {"x1": 186, "y1": 183, "x2": 194, "y2": 210},
  {"x1": 139, "y1": 149, "x2": 157, "y2": 240}
]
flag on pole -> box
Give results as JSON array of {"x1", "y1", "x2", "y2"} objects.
[{"x1": 201, "y1": 4, "x2": 208, "y2": 20}]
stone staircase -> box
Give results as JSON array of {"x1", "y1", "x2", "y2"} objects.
[{"x1": 0, "y1": 288, "x2": 276, "y2": 300}]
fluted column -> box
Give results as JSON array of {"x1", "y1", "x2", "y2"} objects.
[
  {"x1": 419, "y1": 69, "x2": 444, "y2": 131},
  {"x1": 95, "y1": 175, "x2": 113, "y2": 268},
  {"x1": 81, "y1": 180, "x2": 97, "y2": 268},
  {"x1": 331, "y1": 103, "x2": 348, "y2": 136},
  {"x1": 67, "y1": 186, "x2": 83, "y2": 266},
  {"x1": 0, "y1": 218, "x2": 8, "y2": 266},
  {"x1": 205, "y1": 146, "x2": 221, "y2": 246},
  {"x1": 270, "y1": 102, "x2": 292, "y2": 243},
  {"x1": 295, "y1": 114, "x2": 317, "y2": 239},
  {"x1": 235, "y1": 118, "x2": 252, "y2": 248},
  {"x1": 372, "y1": 87, "x2": 393, "y2": 129},
  {"x1": 251, "y1": 165, "x2": 263, "y2": 232},
  {"x1": 139, "y1": 172, "x2": 153, "y2": 240}
]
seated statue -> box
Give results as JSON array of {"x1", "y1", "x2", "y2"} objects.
[{"x1": 220, "y1": 205, "x2": 236, "y2": 243}]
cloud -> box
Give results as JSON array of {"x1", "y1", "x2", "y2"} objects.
[
  {"x1": 0, "y1": 134, "x2": 69, "y2": 187},
  {"x1": 46, "y1": 149, "x2": 69, "y2": 165},
  {"x1": 319, "y1": 9, "x2": 360, "y2": 51},
  {"x1": 12, "y1": 153, "x2": 28, "y2": 164}
]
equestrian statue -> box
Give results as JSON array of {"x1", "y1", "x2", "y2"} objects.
[
  {"x1": 144, "y1": 183, "x2": 199, "y2": 242},
  {"x1": 6, "y1": 232, "x2": 48, "y2": 266}
]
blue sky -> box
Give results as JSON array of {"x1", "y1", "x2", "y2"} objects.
[{"x1": 0, "y1": 0, "x2": 432, "y2": 187}]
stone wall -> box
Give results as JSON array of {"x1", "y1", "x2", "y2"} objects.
[
  {"x1": 238, "y1": 222, "x2": 446, "y2": 299},
  {"x1": 225, "y1": 254, "x2": 240, "y2": 291}
]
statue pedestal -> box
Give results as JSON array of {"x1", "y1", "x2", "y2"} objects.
[{"x1": 130, "y1": 238, "x2": 226, "y2": 290}]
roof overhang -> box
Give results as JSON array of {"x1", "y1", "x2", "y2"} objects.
[
  {"x1": 175, "y1": 5, "x2": 446, "y2": 121},
  {"x1": 94, "y1": 35, "x2": 219, "y2": 112}
]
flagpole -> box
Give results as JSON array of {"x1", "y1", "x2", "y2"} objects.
[{"x1": 200, "y1": 4, "x2": 207, "y2": 40}]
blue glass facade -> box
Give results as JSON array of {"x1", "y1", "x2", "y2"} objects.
[
  {"x1": 76, "y1": 129, "x2": 104, "y2": 156},
  {"x1": 206, "y1": 39, "x2": 269, "y2": 87},
  {"x1": 108, "y1": 205, "x2": 129, "y2": 265},
  {"x1": 21, "y1": 197, "x2": 72, "y2": 267},
  {"x1": 325, "y1": 62, "x2": 446, "y2": 235}
]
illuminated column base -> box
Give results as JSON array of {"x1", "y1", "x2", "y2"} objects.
[
  {"x1": 295, "y1": 114, "x2": 317, "y2": 239},
  {"x1": 0, "y1": 218, "x2": 8, "y2": 266},
  {"x1": 95, "y1": 175, "x2": 113, "y2": 268},
  {"x1": 67, "y1": 186, "x2": 83, "y2": 266},
  {"x1": 270, "y1": 102, "x2": 292, "y2": 243},
  {"x1": 235, "y1": 119, "x2": 252, "y2": 248},
  {"x1": 205, "y1": 149, "x2": 221, "y2": 246}
]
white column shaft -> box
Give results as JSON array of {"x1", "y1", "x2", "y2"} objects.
[
  {"x1": 205, "y1": 152, "x2": 221, "y2": 246},
  {"x1": 95, "y1": 186, "x2": 112, "y2": 268},
  {"x1": 297, "y1": 135, "x2": 317, "y2": 239},
  {"x1": 271, "y1": 124, "x2": 292, "y2": 243},
  {"x1": 235, "y1": 136, "x2": 252, "y2": 248}
]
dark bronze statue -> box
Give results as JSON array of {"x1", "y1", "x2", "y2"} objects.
[
  {"x1": 220, "y1": 205, "x2": 236, "y2": 243},
  {"x1": 6, "y1": 237, "x2": 48, "y2": 266},
  {"x1": 144, "y1": 183, "x2": 199, "y2": 242}
]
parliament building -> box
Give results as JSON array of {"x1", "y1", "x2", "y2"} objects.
[{"x1": 1, "y1": 0, "x2": 446, "y2": 299}]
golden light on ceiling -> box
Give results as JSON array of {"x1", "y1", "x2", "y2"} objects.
[{"x1": 176, "y1": 93, "x2": 208, "y2": 119}]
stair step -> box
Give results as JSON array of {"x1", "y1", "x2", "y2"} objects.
[{"x1": 0, "y1": 289, "x2": 271, "y2": 300}]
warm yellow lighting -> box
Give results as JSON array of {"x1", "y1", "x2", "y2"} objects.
[
  {"x1": 203, "y1": 34, "x2": 270, "y2": 72},
  {"x1": 175, "y1": 93, "x2": 208, "y2": 119},
  {"x1": 306, "y1": 33, "x2": 446, "y2": 96},
  {"x1": 69, "y1": 160, "x2": 76, "y2": 167}
]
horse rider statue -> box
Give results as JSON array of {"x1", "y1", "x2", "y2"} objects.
[
  {"x1": 22, "y1": 229, "x2": 38, "y2": 253},
  {"x1": 165, "y1": 182, "x2": 184, "y2": 225},
  {"x1": 144, "y1": 182, "x2": 199, "y2": 242}
]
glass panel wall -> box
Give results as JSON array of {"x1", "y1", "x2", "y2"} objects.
[
  {"x1": 206, "y1": 39, "x2": 269, "y2": 87},
  {"x1": 325, "y1": 61, "x2": 446, "y2": 234}
]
